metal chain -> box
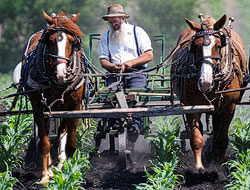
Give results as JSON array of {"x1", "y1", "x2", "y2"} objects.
[{"x1": 202, "y1": 92, "x2": 216, "y2": 105}]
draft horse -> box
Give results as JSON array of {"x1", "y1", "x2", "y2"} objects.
[
  {"x1": 171, "y1": 15, "x2": 247, "y2": 172},
  {"x1": 19, "y1": 10, "x2": 85, "y2": 183}
]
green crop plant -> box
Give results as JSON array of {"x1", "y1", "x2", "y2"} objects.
[
  {"x1": 136, "y1": 156, "x2": 181, "y2": 190},
  {"x1": 229, "y1": 118, "x2": 250, "y2": 154},
  {"x1": 0, "y1": 99, "x2": 33, "y2": 172},
  {"x1": 226, "y1": 119, "x2": 250, "y2": 189},
  {"x1": 136, "y1": 116, "x2": 183, "y2": 189},
  {"x1": 46, "y1": 150, "x2": 90, "y2": 190},
  {"x1": 226, "y1": 151, "x2": 250, "y2": 189},
  {"x1": 76, "y1": 119, "x2": 96, "y2": 153},
  {"x1": 0, "y1": 165, "x2": 19, "y2": 190},
  {"x1": 147, "y1": 116, "x2": 181, "y2": 163}
]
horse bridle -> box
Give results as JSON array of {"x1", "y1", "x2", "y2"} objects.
[
  {"x1": 32, "y1": 26, "x2": 84, "y2": 87},
  {"x1": 189, "y1": 26, "x2": 232, "y2": 82},
  {"x1": 42, "y1": 27, "x2": 82, "y2": 66}
]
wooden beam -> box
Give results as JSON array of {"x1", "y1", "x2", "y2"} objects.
[
  {"x1": 134, "y1": 101, "x2": 180, "y2": 107},
  {"x1": 43, "y1": 105, "x2": 214, "y2": 118},
  {"x1": 128, "y1": 92, "x2": 172, "y2": 96},
  {"x1": 237, "y1": 101, "x2": 250, "y2": 105},
  {"x1": 87, "y1": 101, "x2": 181, "y2": 109}
]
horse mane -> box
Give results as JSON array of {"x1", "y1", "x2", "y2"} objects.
[
  {"x1": 203, "y1": 16, "x2": 216, "y2": 30},
  {"x1": 48, "y1": 11, "x2": 84, "y2": 37}
]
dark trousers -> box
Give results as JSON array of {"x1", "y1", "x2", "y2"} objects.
[{"x1": 106, "y1": 72, "x2": 147, "y2": 132}]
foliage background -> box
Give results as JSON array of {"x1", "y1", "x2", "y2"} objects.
[{"x1": 0, "y1": 0, "x2": 249, "y2": 73}]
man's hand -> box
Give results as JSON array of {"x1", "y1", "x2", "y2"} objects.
[
  {"x1": 113, "y1": 63, "x2": 122, "y2": 72},
  {"x1": 121, "y1": 50, "x2": 153, "y2": 72},
  {"x1": 121, "y1": 60, "x2": 133, "y2": 72},
  {"x1": 100, "y1": 58, "x2": 122, "y2": 72}
]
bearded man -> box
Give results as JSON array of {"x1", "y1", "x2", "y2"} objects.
[{"x1": 99, "y1": 4, "x2": 153, "y2": 137}]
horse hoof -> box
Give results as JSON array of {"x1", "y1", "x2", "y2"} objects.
[
  {"x1": 194, "y1": 166, "x2": 205, "y2": 174},
  {"x1": 40, "y1": 176, "x2": 50, "y2": 185},
  {"x1": 198, "y1": 167, "x2": 205, "y2": 174},
  {"x1": 57, "y1": 162, "x2": 63, "y2": 170},
  {"x1": 48, "y1": 168, "x2": 54, "y2": 177}
]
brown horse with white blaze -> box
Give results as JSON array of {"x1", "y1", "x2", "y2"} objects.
[
  {"x1": 171, "y1": 15, "x2": 247, "y2": 171},
  {"x1": 18, "y1": 10, "x2": 86, "y2": 183}
]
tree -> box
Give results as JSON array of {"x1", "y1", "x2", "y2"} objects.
[
  {"x1": 0, "y1": 0, "x2": 101, "y2": 73},
  {"x1": 133, "y1": 0, "x2": 200, "y2": 66}
]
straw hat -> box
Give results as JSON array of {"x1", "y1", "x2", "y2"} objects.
[{"x1": 102, "y1": 4, "x2": 130, "y2": 21}]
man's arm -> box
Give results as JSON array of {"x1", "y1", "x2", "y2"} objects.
[
  {"x1": 100, "y1": 58, "x2": 122, "y2": 72},
  {"x1": 121, "y1": 50, "x2": 153, "y2": 71}
]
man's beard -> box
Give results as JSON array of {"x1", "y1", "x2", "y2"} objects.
[{"x1": 110, "y1": 22, "x2": 126, "y2": 45}]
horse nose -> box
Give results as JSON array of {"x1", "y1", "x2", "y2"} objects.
[
  {"x1": 198, "y1": 76, "x2": 213, "y2": 92},
  {"x1": 56, "y1": 62, "x2": 67, "y2": 84},
  {"x1": 57, "y1": 74, "x2": 66, "y2": 84}
]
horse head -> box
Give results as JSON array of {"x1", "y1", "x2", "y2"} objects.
[
  {"x1": 185, "y1": 15, "x2": 227, "y2": 92},
  {"x1": 40, "y1": 10, "x2": 84, "y2": 85}
]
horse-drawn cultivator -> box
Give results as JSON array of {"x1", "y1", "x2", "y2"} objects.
[{"x1": 0, "y1": 12, "x2": 249, "y2": 181}]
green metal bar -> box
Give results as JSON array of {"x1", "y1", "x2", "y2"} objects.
[
  {"x1": 88, "y1": 33, "x2": 101, "y2": 61},
  {"x1": 154, "y1": 35, "x2": 166, "y2": 87}
]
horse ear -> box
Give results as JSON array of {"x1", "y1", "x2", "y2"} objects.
[
  {"x1": 42, "y1": 10, "x2": 53, "y2": 25},
  {"x1": 71, "y1": 13, "x2": 80, "y2": 23},
  {"x1": 185, "y1": 18, "x2": 201, "y2": 31},
  {"x1": 214, "y1": 14, "x2": 227, "y2": 30}
]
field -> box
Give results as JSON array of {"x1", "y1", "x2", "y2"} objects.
[{"x1": 0, "y1": 74, "x2": 249, "y2": 189}]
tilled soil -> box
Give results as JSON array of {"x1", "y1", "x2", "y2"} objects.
[{"x1": 13, "y1": 134, "x2": 229, "y2": 189}]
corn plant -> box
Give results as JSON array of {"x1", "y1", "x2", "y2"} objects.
[
  {"x1": 0, "y1": 104, "x2": 33, "y2": 171},
  {"x1": 226, "y1": 119, "x2": 250, "y2": 189},
  {"x1": 76, "y1": 118, "x2": 96, "y2": 153},
  {"x1": 0, "y1": 164, "x2": 18, "y2": 190},
  {"x1": 147, "y1": 116, "x2": 181, "y2": 163},
  {"x1": 229, "y1": 118, "x2": 250, "y2": 154},
  {"x1": 46, "y1": 150, "x2": 90, "y2": 190},
  {"x1": 136, "y1": 156, "x2": 182, "y2": 190},
  {"x1": 136, "y1": 116, "x2": 182, "y2": 189},
  {"x1": 225, "y1": 151, "x2": 250, "y2": 189}
]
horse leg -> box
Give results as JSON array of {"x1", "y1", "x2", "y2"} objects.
[
  {"x1": 57, "y1": 119, "x2": 68, "y2": 169},
  {"x1": 186, "y1": 113, "x2": 204, "y2": 171},
  {"x1": 213, "y1": 104, "x2": 236, "y2": 168},
  {"x1": 29, "y1": 92, "x2": 52, "y2": 183},
  {"x1": 65, "y1": 118, "x2": 79, "y2": 157},
  {"x1": 57, "y1": 118, "x2": 78, "y2": 169},
  {"x1": 35, "y1": 116, "x2": 51, "y2": 183}
]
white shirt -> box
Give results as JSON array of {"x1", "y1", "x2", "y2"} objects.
[{"x1": 99, "y1": 22, "x2": 152, "y2": 67}]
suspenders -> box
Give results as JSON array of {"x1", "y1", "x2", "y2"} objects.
[
  {"x1": 133, "y1": 25, "x2": 140, "y2": 57},
  {"x1": 107, "y1": 25, "x2": 141, "y2": 62}
]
